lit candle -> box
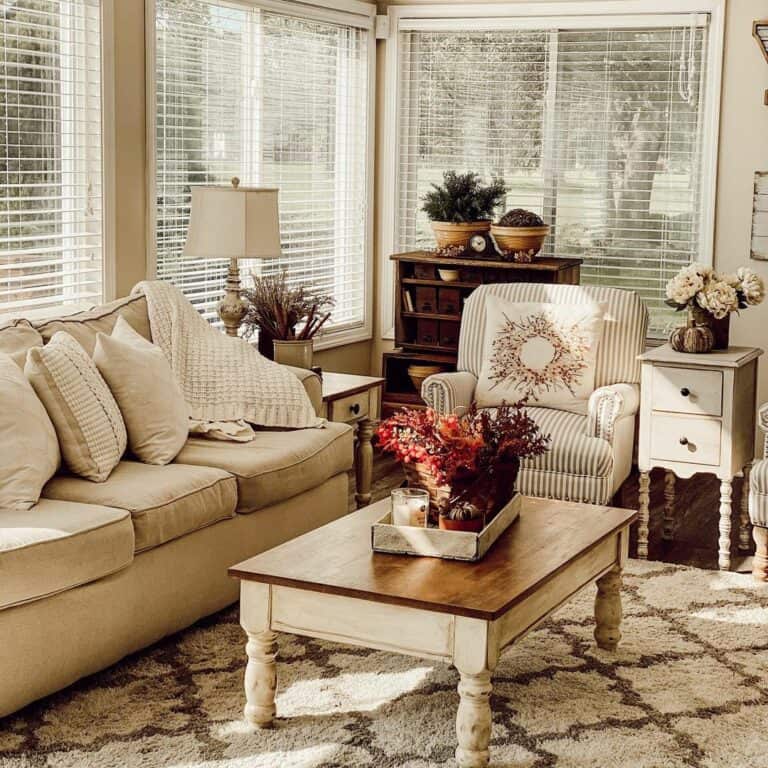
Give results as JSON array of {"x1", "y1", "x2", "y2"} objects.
[{"x1": 391, "y1": 488, "x2": 429, "y2": 527}]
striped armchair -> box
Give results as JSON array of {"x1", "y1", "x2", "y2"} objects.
[
  {"x1": 421, "y1": 283, "x2": 648, "y2": 505},
  {"x1": 748, "y1": 405, "x2": 768, "y2": 580}
]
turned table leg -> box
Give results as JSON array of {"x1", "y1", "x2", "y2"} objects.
[
  {"x1": 753, "y1": 527, "x2": 768, "y2": 582},
  {"x1": 355, "y1": 418, "x2": 376, "y2": 509},
  {"x1": 240, "y1": 582, "x2": 277, "y2": 729},
  {"x1": 739, "y1": 463, "x2": 753, "y2": 552},
  {"x1": 718, "y1": 479, "x2": 733, "y2": 571},
  {"x1": 244, "y1": 630, "x2": 278, "y2": 728},
  {"x1": 662, "y1": 470, "x2": 676, "y2": 541},
  {"x1": 594, "y1": 566, "x2": 623, "y2": 651},
  {"x1": 637, "y1": 470, "x2": 650, "y2": 560},
  {"x1": 456, "y1": 670, "x2": 493, "y2": 768}
]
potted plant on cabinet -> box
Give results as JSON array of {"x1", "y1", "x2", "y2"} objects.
[
  {"x1": 242, "y1": 269, "x2": 334, "y2": 368},
  {"x1": 490, "y1": 208, "x2": 550, "y2": 263},
  {"x1": 421, "y1": 171, "x2": 507, "y2": 249},
  {"x1": 376, "y1": 403, "x2": 549, "y2": 532}
]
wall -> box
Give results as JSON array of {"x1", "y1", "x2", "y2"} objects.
[
  {"x1": 109, "y1": 0, "x2": 373, "y2": 375},
  {"x1": 371, "y1": 0, "x2": 768, "y2": 433}
]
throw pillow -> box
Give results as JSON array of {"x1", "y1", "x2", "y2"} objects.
[
  {"x1": 25, "y1": 331, "x2": 127, "y2": 482},
  {"x1": 475, "y1": 296, "x2": 605, "y2": 410},
  {"x1": 0, "y1": 354, "x2": 60, "y2": 509},
  {"x1": 94, "y1": 316, "x2": 189, "y2": 465}
]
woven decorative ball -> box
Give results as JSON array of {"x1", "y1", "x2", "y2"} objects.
[{"x1": 669, "y1": 322, "x2": 714, "y2": 354}]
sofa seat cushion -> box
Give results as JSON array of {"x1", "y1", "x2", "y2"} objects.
[
  {"x1": 522, "y1": 407, "x2": 613, "y2": 478},
  {"x1": 174, "y1": 422, "x2": 354, "y2": 513},
  {"x1": 43, "y1": 461, "x2": 237, "y2": 552},
  {"x1": 0, "y1": 499, "x2": 134, "y2": 610}
]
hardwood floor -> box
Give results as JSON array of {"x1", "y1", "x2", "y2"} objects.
[{"x1": 352, "y1": 455, "x2": 753, "y2": 572}]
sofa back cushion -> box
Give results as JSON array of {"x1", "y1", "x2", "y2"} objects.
[
  {"x1": 0, "y1": 319, "x2": 44, "y2": 368},
  {"x1": 458, "y1": 283, "x2": 648, "y2": 387},
  {"x1": 34, "y1": 294, "x2": 151, "y2": 355},
  {"x1": 0, "y1": 354, "x2": 60, "y2": 509}
]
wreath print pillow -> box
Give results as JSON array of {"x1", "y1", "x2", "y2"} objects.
[{"x1": 475, "y1": 296, "x2": 606, "y2": 410}]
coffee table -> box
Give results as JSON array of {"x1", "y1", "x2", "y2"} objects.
[{"x1": 229, "y1": 496, "x2": 636, "y2": 768}]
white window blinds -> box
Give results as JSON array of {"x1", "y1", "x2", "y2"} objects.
[
  {"x1": 154, "y1": 0, "x2": 370, "y2": 332},
  {"x1": 0, "y1": 0, "x2": 103, "y2": 315},
  {"x1": 396, "y1": 21, "x2": 710, "y2": 337}
]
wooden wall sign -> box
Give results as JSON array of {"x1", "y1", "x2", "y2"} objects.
[{"x1": 752, "y1": 172, "x2": 768, "y2": 261}]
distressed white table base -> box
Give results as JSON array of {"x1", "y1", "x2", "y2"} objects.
[
  {"x1": 238, "y1": 533, "x2": 628, "y2": 766},
  {"x1": 636, "y1": 467, "x2": 752, "y2": 571}
]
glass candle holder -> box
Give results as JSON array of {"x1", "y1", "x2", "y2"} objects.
[{"x1": 391, "y1": 488, "x2": 429, "y2": 527}]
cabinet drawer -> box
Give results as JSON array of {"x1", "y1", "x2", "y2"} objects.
[
  {"x1": 651, "y1": 366, "x2": 722, "y2": 416},
  {"x1": 649, "y1": 414, "x2": 721, "y2": 466},
  {"x1": 328, "y1": 391, "x2": 369, "y2": 423}
]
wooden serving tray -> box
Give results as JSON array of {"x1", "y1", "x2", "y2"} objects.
[{"x1": 371, "y1": 495, "x2": 521, "y2": 562}]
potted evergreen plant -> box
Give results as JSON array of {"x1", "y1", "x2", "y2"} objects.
[
  {"x1": 242, "y1": 270, "x2": 334, "y2": 368},
  {"x1": 421, "y1": 171, "x2": 507, "y2": 249}
]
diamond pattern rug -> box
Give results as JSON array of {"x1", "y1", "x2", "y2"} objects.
[{"x1": 2, "y1": 559, "x2": 768, "y2": 767}]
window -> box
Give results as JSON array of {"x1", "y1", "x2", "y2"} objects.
[
  {"x1": 0, "y1": 0, "x2": 104, "y2": 315},
  {"x1": 153, "y1": 0, "x2": 373, "y2": 340},
  {"x1": 389, "y1": 7, "x2": 722, "y2": 337}
]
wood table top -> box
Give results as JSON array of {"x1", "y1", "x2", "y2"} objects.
[
  {"x1": 321, "y1": 371, "x2": 385, "y2": 401},
  {"x1": 229, "y1": 497, "x2": 637, "y2": 620}
]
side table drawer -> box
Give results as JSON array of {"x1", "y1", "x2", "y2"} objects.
[
  {"x1": 649, "y1": 414, "x2": 721, "y2": 466},
  {"x1": 651, "y1": 366, "x2": 722, "y2": 416},
  {"x1": 328, "y1": 391, "x2": 370, "y2": 423}
]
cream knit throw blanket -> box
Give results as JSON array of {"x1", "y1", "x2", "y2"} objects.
[{"x1": 132, "y1": 281, "x2": 323, "y2": 433}]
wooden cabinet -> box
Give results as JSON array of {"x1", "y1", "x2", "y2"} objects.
[{"x1": 382, "y1": 251, "x2": 582, "y2": 416}]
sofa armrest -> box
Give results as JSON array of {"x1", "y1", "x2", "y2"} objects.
[
  {"x1": 587, "y1": 383, "x2": 640, "y2": 443},
  {"x1": 758, "y1": 403, "x2": 768, "y2": 458},
  {"x1": 285, "y1": 365, "x2": 322, "y2": 415},
  {"x1": 421, "y1": 371, "x2": 478, "y2": 415}
]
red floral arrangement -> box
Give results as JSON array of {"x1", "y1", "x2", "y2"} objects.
[{"x1": 376, "y1": 403, "x2": 549, "y2": 520}]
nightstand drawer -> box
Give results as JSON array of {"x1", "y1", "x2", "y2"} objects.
[
  {"x1": 651, "y1": 366, "x2": 722, "y2": 416},
  {"x1": 649, "y1": 414, "x2": 721, "y2": 466},
  {"x1": 328, "y1": 392, "x2": 370, "y2": 423}
]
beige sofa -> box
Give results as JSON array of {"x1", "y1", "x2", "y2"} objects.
[{"x1": 0, "y1": 294, "x2": 354, "y2": 718}]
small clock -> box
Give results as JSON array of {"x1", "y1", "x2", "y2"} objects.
[{"x1": 465, "y1": 231, "x2": 502, "y2": 260}]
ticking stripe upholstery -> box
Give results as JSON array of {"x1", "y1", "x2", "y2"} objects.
[
  {"x1": 523, "y1": 407, "x2": 613, "y2": 478},
  {"x1": 750, "y1": 459, "x2": 768, "y2": 527},
  {"x1": 457, "y1": 283, "x2": 648, "y2": 388}
]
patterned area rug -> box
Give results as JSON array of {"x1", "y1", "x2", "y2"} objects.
[{"x1": 2, "y1": 559, "x2": 768, "y2": 768}]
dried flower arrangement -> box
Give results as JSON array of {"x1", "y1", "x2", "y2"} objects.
[
  {"x1": 376, "y1": 403, "x2": 549, "y2": 529},
  {"x1": 242, "y1": 269, "x2": 334, "y2": 342},
  {"x1": 665, "y1": 263, "x2": 765, "y2": 351}
]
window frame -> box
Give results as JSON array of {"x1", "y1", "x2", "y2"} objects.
[
  {"x1": 378, "y1": 0, "x2": 726, "y2": 340},
  {"x1": 144, "y1": 0, "x2": 376, "y2": 350}
]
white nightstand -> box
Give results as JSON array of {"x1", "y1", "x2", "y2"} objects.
[{"x1": 637, "y1": 344, "x2": 763, "y2": 570}]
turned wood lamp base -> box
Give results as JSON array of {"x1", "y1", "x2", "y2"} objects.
[{"x1": 218, "y1": 257, "x2": 247, "y2": 337}]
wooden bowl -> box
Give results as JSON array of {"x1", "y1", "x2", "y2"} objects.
[
  {"x1": 431, "y1": 220, "x2": 490, "y2": 249},
  {"x1": 408, "y1": 364, "x2": 443, "y2": 393},
  {"x1": 490, "y1": 224, "x2": 549, "y2": 258}
]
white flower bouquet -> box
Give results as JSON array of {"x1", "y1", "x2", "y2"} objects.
[{"x1": 665, "y1": 263, "x2": 765, "y2": 320}]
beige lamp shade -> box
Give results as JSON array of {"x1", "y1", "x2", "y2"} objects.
[{"x1": 182, "y1": 184, "x2": 281, "y2": 260}]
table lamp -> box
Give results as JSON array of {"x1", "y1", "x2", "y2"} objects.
[{"x1": 183, "y1": 178, "x2": 281, "y2": 336}]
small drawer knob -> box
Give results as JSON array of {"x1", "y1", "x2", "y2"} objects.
[
  {"x1": 679, "y1": 436, "x2": 689, "y2": 446},
  {"x1": 680, "y1": 387, "x2": 690, "y2": 397},
  {"x1": 350, "y1": 403, "x2": 361, "y2": 415}
]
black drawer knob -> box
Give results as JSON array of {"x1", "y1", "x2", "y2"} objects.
[
  {"x1": 350, "y1": 403, "x2": 361, "y2": 415},
  {"x1": 679, "y1": 436, "x2": 689, "y2": 446},
  {"x1": 680, "y1": 387, "x2": 690, "y2": 397}
]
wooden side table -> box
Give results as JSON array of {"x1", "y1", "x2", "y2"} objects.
[
  {"x1": 637, "y1": 344, "x2": 762, "y2": 570},
  {"x1": 321, "y1": 372, "x2": 384, "y2": 508}
]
